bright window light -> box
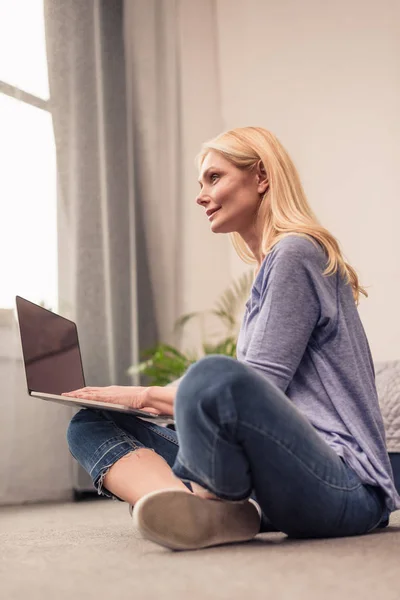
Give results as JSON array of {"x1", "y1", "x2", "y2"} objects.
[
  {"x1": 0, "y1": 0, "x2": 49, "y2": 99},
  {"x1": 0, "y1": 0, "x2": 57, "y2": 310}
]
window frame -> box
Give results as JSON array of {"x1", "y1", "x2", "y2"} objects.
[{"x1": 0, "y1": 80, "x2": 49, "y2": 112}]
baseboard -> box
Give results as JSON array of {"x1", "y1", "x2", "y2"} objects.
[{"x1": 73, "y1": 490, "x2": 111, "y2": 502}]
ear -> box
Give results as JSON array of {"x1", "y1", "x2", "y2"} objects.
[{"x1": 255, "y1": 159, "x2": 269, "y2": 194}]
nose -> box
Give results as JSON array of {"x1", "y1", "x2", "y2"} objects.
[{"x1": 196, "y1": 192, "x2": 208, "y2": 207}]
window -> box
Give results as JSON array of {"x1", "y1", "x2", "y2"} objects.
[{"x1": 0, "y1": 0, "x2": 57, "y2": 311}]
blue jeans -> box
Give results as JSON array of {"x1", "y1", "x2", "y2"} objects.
[{"x1": 67, "y1": 355, "x2": 387, "y2": 538}]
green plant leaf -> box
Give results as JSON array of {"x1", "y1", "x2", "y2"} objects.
[
  {"x1": 172, "y1": 312, "x2": 201, "y2": 335},
  {"x1": 215, "y1": 270, "x2": 253, "y2": 320},
  {"x1": 126, "y1": 270, "x2": 253, "y2": 385},
  {"x1": 209, "y1": 309, "x2": 236, "y2": 330},
  {"x1": 203, "y1": 336, "x2": 237, "y2": 357},
  {"x1": 127, "y1": 342, "x2": 197, "y2": 385}
]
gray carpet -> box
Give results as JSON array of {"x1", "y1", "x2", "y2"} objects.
[{"x1": 1, "y1": 499, "x2": 399, "y2": 600}]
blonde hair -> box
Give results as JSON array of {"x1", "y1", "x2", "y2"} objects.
[{"x1": 196, "y1": 126, "x2": 368, "y2": 305}]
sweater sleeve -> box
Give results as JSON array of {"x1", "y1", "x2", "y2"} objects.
[{"x1": 242, "y1": 243, "x2": 322, "y2": 392}]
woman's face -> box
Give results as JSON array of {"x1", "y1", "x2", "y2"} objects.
[{"x1": 196, "y1": 150, "x2": 268, "y2": 235}]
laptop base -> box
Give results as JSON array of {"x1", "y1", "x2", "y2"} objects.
[{"x1": 30, "y1": 391, "x2": 174, "y2": 423}]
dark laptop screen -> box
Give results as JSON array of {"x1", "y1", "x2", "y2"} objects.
[{"x1": 16, "y1": 296, "x2": 85, "y2": 395}]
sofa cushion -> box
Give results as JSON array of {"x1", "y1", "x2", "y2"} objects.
[{"x1": 375, "y1": 360, "x2": 400, "y2": 453}]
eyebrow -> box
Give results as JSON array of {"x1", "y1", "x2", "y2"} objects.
[{"x1": 197, "y1": 166, "x2": 219, "y2": 185}]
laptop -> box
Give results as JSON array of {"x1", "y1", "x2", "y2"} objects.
[{"x1": 15, "y1": 295, "x2": 173, "y2": 422}]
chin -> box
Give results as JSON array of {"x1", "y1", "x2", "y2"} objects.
[
  {"x1": 211, "y1": 222, "x2": 231, "y2": 233},
  {"x1": 210, "y1": 219, "x2": 235, "y2": 234}
]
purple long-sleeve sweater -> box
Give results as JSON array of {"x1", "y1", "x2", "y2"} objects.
[{"x1": 236, "y1": 234, "x2": 400, "y2": 521}]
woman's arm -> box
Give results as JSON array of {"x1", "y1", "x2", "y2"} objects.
[
  {"x1": 243, "y1": 239, "x2": 324, "y2": 393},
  {"x1": 144, "y1": 385, "x2": 177, "y2": 416}
]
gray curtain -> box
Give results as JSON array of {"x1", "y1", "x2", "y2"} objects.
[
  {"x1": 42, "y1": 0, "x2": 223, "y2": 495},
  {"x1": 44, "y1": 0, "x2": 159, "y2": 392},
  {"x1": 44, "y1": 0, "x2": 162, "y2": 493},
  {"x1": 123, "y1": 0, "x2": 184, "y2": 346}
]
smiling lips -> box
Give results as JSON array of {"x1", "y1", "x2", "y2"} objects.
[{"x1": 207, "y1": 207, "x2": 221, "y2": 219}]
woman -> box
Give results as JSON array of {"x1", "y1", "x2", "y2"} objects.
[{"x1": 65, "y1": 126, "x2": 400, "y2": 551}]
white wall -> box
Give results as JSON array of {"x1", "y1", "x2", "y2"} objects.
[
  {"x1": 215, "y1": 0, "x2": 400, "y2": 361},
  {"x1": 0, "y1": 313, "x2": 74, "y2": 505},
  {"x1": 177, "y1": 1, "x2": 233, "y2": 356}
]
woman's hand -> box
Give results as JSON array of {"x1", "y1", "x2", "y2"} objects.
[{"x1": 61, "y1": 385, "x2": 161, "y2": 415}]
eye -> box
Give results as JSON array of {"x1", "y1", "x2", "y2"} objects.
[{"x1": 210, "y1": 173, "x2": 219, "y2": 183}]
